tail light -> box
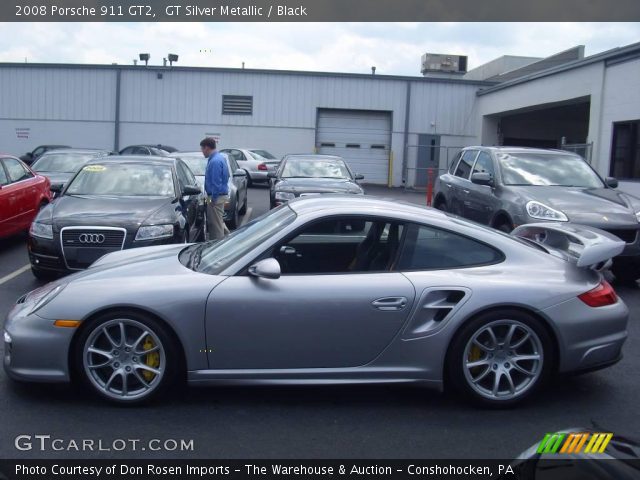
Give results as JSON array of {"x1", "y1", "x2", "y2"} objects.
[
  {"x1": 257, "y1": 163, "x2": 268, "y2": 171},
  {"x1": 578, "y1": 280, "x2": 618, "y2": 307}
]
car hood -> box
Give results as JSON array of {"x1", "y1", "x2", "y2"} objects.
[
  {"x1": 514, "y1": 186, "x2": 640, "y2": 226},
  {"x1": 36, "y1": 172, "x2": 74, "y2": 185},
  {"x1": 277, "y1": 178, "x2": 362, "y2": 194},
  {"x1": 50, "y1": 195, "x2": 173, "y2": 229}
]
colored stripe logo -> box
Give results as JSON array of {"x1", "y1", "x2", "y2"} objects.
[{"x1": 537, "y1": 432, "x2": 613, "y2": 454}]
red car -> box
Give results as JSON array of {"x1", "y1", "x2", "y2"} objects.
[{"x1": 0, "y1": 155, "x2": 51, "y2": 239}]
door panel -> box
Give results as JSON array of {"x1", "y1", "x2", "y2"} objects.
[
  {"x1": 464, "y1": 151, "x2": 497, "y2": 224},
  {"x1": 206, "y1": 273, "x2": 416, "y2": 369}
]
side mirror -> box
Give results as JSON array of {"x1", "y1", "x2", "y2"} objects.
[
  {"x1": 183, "y1": 185, "x2": 202, "y2": 196},
  {"x1": 471, "y1": 172, "x2": 494, "y2": 187},
  {"x1": 605, "y1": 177, "x2": 618, "y2": 188},
  {"x1": 233, "y1": 168, "x2": 247, "y2": 178},
  {"x1": 355, "y1": 174, "x2": 365, "y2": 180},
  {"x1": 50, "y1": 183, "x2": 63, "y2": 193},
  {"x1": 267, "y1": 171, "x2": 277, "y2": 179},
  {"x1": 248, "y1": 258, "x2": 281, "y2": 279}
]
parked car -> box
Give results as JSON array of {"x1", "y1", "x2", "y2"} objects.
[
  {"x1": 27, "y1": 156, "x2": 204, "y2": 279},
  {"x1": 30, "y1": 148, "x2": 112, "y2": 192},
  {"x1": 169, "y1": 151, "x2": 248, "y2": 230},
  {"x1": 219, "y1": 148, "x2": 280, "y2": 186},
  {"x1": 269, "y1": 154, "x2": 364, "y2": 208},
  {"x1": 433, "y1": 147, "x2": 640, "y2": 283},
  {"x1": 4, "y1": 196, "x2": 627, "y2": 405},
  {"x1": 119, "y1": 145, "x2": 176, "y2": 156},
  {"x1": 19, "y1": 145, "x2": 70, "y2": 165},
  {"x1": 0, "y1": 155, "x2": 51, "y2": 239}
]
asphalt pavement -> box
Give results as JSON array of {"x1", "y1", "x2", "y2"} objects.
[{"x1": 0, "y1": 185, "x2": 638, "y2": 459}]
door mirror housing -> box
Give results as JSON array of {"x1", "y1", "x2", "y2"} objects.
[
  {"x1": 248, "y1": 258, "x2": 281, "y2": 279},
  {"x1": 233, "y1": 168, "x2": 247, "y2": 178},
  {"x1": 182, "y1": 185, "x2": 202, "y2": 196},
  {"x1": 49, "y1": 183, "x2": 63, "y2": 193},
  {"x1": 354, "y1": 174, "x2": 365, "y2": 180},
  {"x1": 471, "y1": 172, "x2": 494, "y2": 187},
  {"x1": 605, "y1": 177, "x2": 618, "y2": 188}
]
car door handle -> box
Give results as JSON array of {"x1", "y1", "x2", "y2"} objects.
[
  {"x1": 463, "y1": 189, "x2": 470, "y2": 194},
  {"x1": 445, "y1": 183, "x2": 452, "y2": 188},
  {"x1": 372, "y1": 297, "x2": 408, "y2": 311}
]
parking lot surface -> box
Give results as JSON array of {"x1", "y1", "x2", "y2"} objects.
[{"x1": 0, "y1": 185, "x2": 638, "y2": 459}]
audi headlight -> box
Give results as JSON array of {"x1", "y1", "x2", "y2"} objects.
[
  {"x1": 135, "y1": 224, "x2": 174, "y2": 241},
  {"x1": 23, "y1": 283, "x2": 66, "y2": 315},
  {"x1": 526, "y1": 201, "x2": 568, "y2": 222},
  {"x1": 29, "y1": 222, "x2": 53, "y2": 240},
  {"x1": 275, "y1": 191, "x2": 296, "y2": 201}
]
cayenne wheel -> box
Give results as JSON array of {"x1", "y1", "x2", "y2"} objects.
[
  {"x1": 75, "y1": 313, "x2": 179, "y2": 404},
  {"x1": 447, "y1": 310, "x2": 553, "y2": 407},
  {"x1": 496, "y1": 222, "x2": 513, "y2": 233},
  {"x1": 434, "y1": 200, "x2": 447, "y2": 212}
]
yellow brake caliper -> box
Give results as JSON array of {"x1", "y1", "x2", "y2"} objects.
[
  {"x1": 468, "y1": 344, "x2": 482, "y2": 366},
  {"x1": 142, "y1": 336, "x2": 160, "y2": 382}
]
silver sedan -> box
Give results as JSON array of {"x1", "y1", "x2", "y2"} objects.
[{"x1": 3, "y1": 196, "x2": 628, "y2": 406}]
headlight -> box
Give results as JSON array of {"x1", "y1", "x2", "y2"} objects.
[
  {"x1": 3, "y1": 331, "x2": 11, "y2": 344},
  {"x1": 23, "y1": 283, "x2": 66, "y2": 314},
  {"x1": 135, "y1": 224, "x2": 174, "y2": 241},
  {"x1": 526, "y1": 201, "x2": 568, "y2": 222},
  {"x1": 275, "y1": 191, "x2": 296, "y2": 201},
  {"x1": 30, "y1": 222, "x2": 53, "y2": 240},
  {"x1": 636, "y1": 211, "x2": 640, "y2": 223}
]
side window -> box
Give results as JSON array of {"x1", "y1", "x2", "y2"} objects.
[
  {"x1": 0, "y1": 162, "x2": 9, "y2": 186},
  {"x1": 397, "y1": 224, "x2": 503, "y2": 270},
  {"x1": 120, "y1": 147, "x2": 133, "y2": 155},
  {"x1": 229, "y1": 157, "x2": 240, "y2": 172},
  {"x1": 449, "y1": 151, "x2": 463, "y2": 174},
  {"x1": 472, "y1": 152, "x2": 495, "y2": 177},
  {"x1": 233, "y1": 150, "x2": 246, "y2": 161},
  {"x1": 4, "y1": 158, "x2": 33, "y2": 182},
  {"x1": 273, "y1": 217, "x2": 403, "y2": 274},
  {"x1": 454, "y1": 150, "x2": 477, "y2": 179},
  {"x1": 32, "y1": 147, "x2": 45, "y2": 157},
  {"x1": 176, "y1": 162, "x2": 192, "y2": 189}
]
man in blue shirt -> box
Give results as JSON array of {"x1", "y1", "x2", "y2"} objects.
[{"x1": 200, "y1": 137, "x2": 230, "y2": 240}]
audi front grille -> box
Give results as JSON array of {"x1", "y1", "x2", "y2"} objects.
[{"x1": 60, "y1": 227, "x2": 126, "y2": 270}]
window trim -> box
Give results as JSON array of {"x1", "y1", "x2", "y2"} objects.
[
  {"x1": 395, "y1": 221, "x2": 506, "y2": 272},
  {"x1": 236, "y1": 214, "x2": 408, "y2": 277},
  {"x1": 470, "y1": 150, "x2": 496, "y2": 179},
  {"x1": 453, "y1": 149, "x2": 480, "y2": 181}
]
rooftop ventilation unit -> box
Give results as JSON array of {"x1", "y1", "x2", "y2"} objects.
[{"x1": 421, "y1": 53, "x2": 467, "y2": 76}]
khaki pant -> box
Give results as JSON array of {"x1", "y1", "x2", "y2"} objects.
[{"x1": 206, "y1": 195, "x2": 230, "y2": 240}]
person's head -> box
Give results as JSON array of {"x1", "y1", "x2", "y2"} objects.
[{"x1": 200, "y1": 137, "x2": 217, "y2": 157}]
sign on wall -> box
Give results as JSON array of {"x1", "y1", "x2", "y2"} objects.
[{"x1": 15, "y1": 127, "x2": 30, "y2": 139}]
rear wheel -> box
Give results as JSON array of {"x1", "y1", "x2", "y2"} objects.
[
  {"x1": 434, "y1": 198, "x2": 447, "y2": 212},
  {"x1": 74, "y1": 312, "x2": 179, "y2": 405},
  {"x1": 447, "y1": 309, "x2": 553, "y2": 407}
]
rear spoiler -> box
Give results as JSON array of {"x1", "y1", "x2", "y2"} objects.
[{"x1": 511, "y1": 223, "x2": 625, "y2": 269}]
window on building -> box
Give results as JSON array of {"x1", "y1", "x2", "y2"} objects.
[
  {"x1": 610, "y1": 120, "x2": 640, "y2": 180},
  {"x1": 222, "y1": 95, "x2": 253, "y2": 115}
]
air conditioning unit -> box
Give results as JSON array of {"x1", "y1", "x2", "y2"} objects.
[{"x1": 421, "y1": 53, "x2": 468, "y2": 76}]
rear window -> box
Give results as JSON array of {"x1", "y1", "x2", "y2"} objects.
[{"x1": 397, "y1": 223, "x2": 504, "y2": 270}]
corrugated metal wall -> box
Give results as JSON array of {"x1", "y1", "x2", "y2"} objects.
[{"x1": 0, "y1": 64, "x2": 483, "y2": 186}]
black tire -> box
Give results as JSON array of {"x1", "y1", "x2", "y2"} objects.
[
  {"x1": 73, "y1": 310, "x2": 181, "y2": 405},
  {"x1": 227, "y1": 199, "x2": 239, "y2": 230},
  {"x1": 434, "y1": 199, "x2": 447, "y2": 212},
  {"x1": 238, "y1": 195, "x2": 247, "y2": 215},
  {"x1": 31, "y1": 267, "x2": 56, "y2": 281},
  {"x1": 495, "y1": 222, "x2": 513, "y2": 233},
  {"x1": 244, "y1": 170, "x2": 253, "y2": 187},
  {"x1": 446, "y1": 309, "x2": 554, "y2": 408},
  {"x1": 612, "y1": 261, "x2": 639, "y2": 285}
]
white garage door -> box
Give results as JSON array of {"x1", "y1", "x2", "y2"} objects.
[{"x1": 316, "y1": 109, "x2": 391, "y2": 185}]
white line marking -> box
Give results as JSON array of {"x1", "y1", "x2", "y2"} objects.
[
  {"x1": 240, "y1": 207, "x2": 253, "y2": 227},
  {"x1": 0, "y1": 264, "x2": 31, "y2": 286}
]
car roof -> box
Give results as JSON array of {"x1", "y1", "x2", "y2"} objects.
[
  {"x1": 39, "y1": 148, "x2": 111, "y2": 155},
  {"x1": 84, "y1": 155, "x2": 178, "y2": 166},
  {"x1": 465, "y1": 146, "x2": 579, "y2": 156},
  {"x1": 287, "y1": 194, "x2": 447, "y2": 219}
]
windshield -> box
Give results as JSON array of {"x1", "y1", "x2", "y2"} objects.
[
  {"x1": 250, "y1": 150, "x2": 277, "y2": 160},
  {"x1": 66, "y1": 163, "x2": 176, "y2": 196},
  {"x1": 498, "y1": 152, "x2": 603, "y2": 188},
  {"x1": 281, "y1": 159, "x2": 351, "y2": 179},
  {"x1": 195, "y1": 206, "x2": 297, "y2": 274},
  {"x1": 179, "y1": 155, "x2": 207, "y2": 176},
  {"x1": 32, "y1": 153, "x2": 97, "y2": 173}
]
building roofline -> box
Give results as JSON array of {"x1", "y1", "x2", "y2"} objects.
[
  {"x1": 477, "y1": 41, "x2": 640, "y2": 96},
  {"x1": 0, "y1": 61, "x2": 498, "y2": 87}
]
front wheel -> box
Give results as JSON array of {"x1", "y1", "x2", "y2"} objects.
[
  {"x1": 447, "y1": 310, "x2": 553, "y2": 407},
  {"x1": 74, "y1": 312, "x2": 179, "y2": 404}
]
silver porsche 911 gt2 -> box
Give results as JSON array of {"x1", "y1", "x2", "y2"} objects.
[{"x1": 3, "y1": 196, "x2": 628, "y2": 407}]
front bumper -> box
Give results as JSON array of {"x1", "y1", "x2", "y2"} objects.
[
  {"x1": 3, "y1": 302, "x2": 75, "y2": 383},
  {"x1": 542, "y1": 296, "x2": 628, "y2": 374}
]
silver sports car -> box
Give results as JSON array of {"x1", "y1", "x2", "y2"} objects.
[{"x1": 3, "y1": 196, "x2": 628, "y2": 406}]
